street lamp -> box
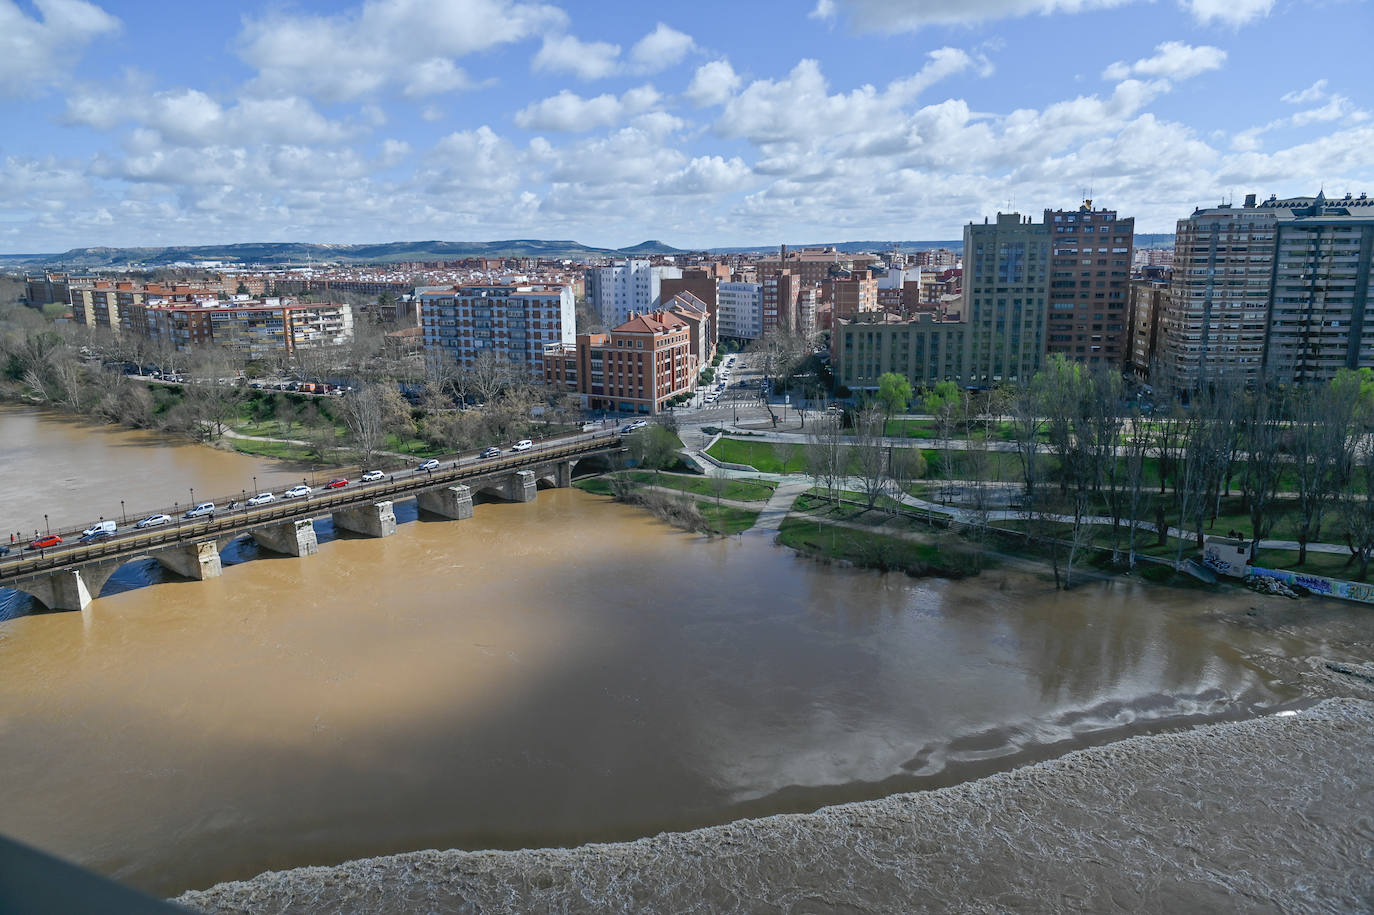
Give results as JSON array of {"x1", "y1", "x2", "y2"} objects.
[
  {"x1": 253, "y1": 475, "x2": 258, "y2": 496},
  {"x1": 120, "y1": 500, "x2": 126, "y2": 524},
  {"x1": 189, "y1": 487, "x2": 196, "y2": 508},
  {"x1": 44, "y1": 514, "x2": 49, "y2": 535}
]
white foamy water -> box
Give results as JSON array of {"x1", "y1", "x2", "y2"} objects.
[{"x1": 178, "y1": 698, "x2": 1374, "y2": 914}]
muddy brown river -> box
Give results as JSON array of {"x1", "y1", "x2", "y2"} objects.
[{"x1": 0, "y1": 404, "x2": 1370, "y2": 905}]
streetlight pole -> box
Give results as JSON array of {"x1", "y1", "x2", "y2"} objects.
[
  {"x1": 190, "y1": 487, "x2": 195, "y2": 508},
  {"x1": 44, "y1": 514, "x2": 49, "y2": 535},
  {"x1": 253, "y1": 475, "x2": 258, "y2": 496},
  {"x1": 120, "y1": 500, "x2": 126, "y2": 524}
]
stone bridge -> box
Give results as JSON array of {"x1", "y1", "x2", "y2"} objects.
[{"x1": 1, "y1": 433, "x2": 623, "y2": 611}]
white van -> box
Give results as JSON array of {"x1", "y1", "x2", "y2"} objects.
[
  {"x1": 81, "y1": 520, "x2": 117, "y2": 538},
  {"x1": 183, "y1": 502, "x2": 216, "y2": 519}
]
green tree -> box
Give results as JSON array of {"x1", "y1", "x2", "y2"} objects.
[
  {"x1": 876, "y1": 372, "x2": 912, "y2": 420},
  {"x1": 628, "y1": 424, "x2": 679, "y2": 482}
]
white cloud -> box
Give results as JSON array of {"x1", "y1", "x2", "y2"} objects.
[
  {"x1": 64, "y1": 88, "x2": 357, "y2": 147},
  {"x1": 531, "y1": 33, "x2": 622, "y2": 81},
  {"x1": 0, "y1": 0, "x2": 120, "y2": 97},
  {"x1": 1178, "y1": 0, "x2": 1273, "y2": 27},
  {"x1": 686, "y1": 59, "x2": 742, "y2": 107},
  {"x1": 888, "y1": 47, "x2": 992, "y2": 102},
  {"x1": 629, "y1": 23, "x2": 696, "y2": 73},
  {"x1": 808, "y1": 0, "x2": 1132, "y2": 32},
  {"x1": 1282, "y1": 80, "x2": 1328, "y2": 105},
  {"x1": 1102, "y1": 41, "x2": 1226, "y2": 82},
  {"x1": 238, "y1": 0, "x2": 565, "y2": 101},
  {"x1": 513, "y1": 86, "x2": 663, "y2": 132}
]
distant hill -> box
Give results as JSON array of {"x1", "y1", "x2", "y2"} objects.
[
  {"x1": 1, "y1": 232, "x2": 1174, "y2": 271},
  {"x1": 0, "y1": 239, "x2": 689, "y2": 270}
]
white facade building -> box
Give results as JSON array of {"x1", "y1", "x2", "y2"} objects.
[
  {"x1": 587, "y1": 260, "x2": 682, "y2": 327},
  {"x1": 717, "y1": 281, "x2": 763, "y2": 340}
]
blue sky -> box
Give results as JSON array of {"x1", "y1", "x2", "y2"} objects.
[{"x1": 0, "y1": 0, "x2": 1370, "y2": 253}]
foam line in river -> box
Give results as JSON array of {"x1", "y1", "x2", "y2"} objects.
[{"x1": 177, "y1": 697, "x2": 1374, "y2": 914}]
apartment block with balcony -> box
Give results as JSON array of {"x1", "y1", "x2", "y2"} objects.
[
  {"x1": 419, "y1": 283, "x2": 575, "y2": 377},
  {"x1": 1044, "y1": 202, "x2": 1134, "y2": 366},
  {"x1": 831, "y1": 312, "x2": 967, "y2": 392},
  {"x1": 1159, "y1": 200, "x2": 1276, "y2": 389},
  {"x1": 717, "y1": 281, "x2": 763, "y2": 340},
  {"x1": 585, "y1": 260, "x2": 682, "y2": 328},
  {"x1": 1261, "y1": 192, "x2": 1374, "y2": 384}
]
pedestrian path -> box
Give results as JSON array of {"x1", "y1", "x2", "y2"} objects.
[{"x1": 747, "y1": 481, "x2": 813, "y2": 533}]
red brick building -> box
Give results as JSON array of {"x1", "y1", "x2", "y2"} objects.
[{"x1": 544, "y1": 310, "x2": 698, "y2": 415}]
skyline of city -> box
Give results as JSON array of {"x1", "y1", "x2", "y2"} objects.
[{"x1": 1, "y1": 0, "x2": 1371, "y2": 253}]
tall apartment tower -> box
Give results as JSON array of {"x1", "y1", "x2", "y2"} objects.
[
  {"x1": 585, "y1": 260, "x2": 682, "y2": 327},
  {"x1": 1261, "y1": 192, "x2": 1374, "y2": 384},
  {"x1": 1043, "y1": 202, "x2": 1134, "y2": 365},
  {"x1": 961, "y1": 212, "x2": 1050, "y2": 387},
  {"x1": 762, "y1": 271, "x2": 801, "y2": 336},
  {"x1": 1160, "y1": 201, "x2": 1277, "y2": 388}
]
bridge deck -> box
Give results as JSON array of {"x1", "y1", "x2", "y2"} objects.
[{"x1": 1, "y1": 432, "x2": 621, "y2": 586}]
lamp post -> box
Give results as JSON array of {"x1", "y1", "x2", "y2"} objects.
[
  {"x1": 120, "y1": 500, "x2": 126, "y2": 524},
  {"x1": 189, "y1": 487, "x2": 195, "y2": 508},
  {"x1": 253, "y1": 475, "x2": 258, "y2": 497},
  {"x1": 44, "y1": 514, "x2": 49, "y2": 535}
]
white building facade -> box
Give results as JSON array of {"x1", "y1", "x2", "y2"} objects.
[
  {"x1": 586, "y1": 260, "x2": 682, "y2": 327},
  {"x1": 716, "y1": 281, "x2": 763, "y2": 340}
]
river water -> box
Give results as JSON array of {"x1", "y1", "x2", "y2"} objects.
[{"x1": 0, "y1": 404, "x2": 1370, "y2": 903}]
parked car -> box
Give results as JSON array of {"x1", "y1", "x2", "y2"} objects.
[
  {"x1": 0, "y1": 544, "x2": 9, "y2": 557},
  {"x1": 136, "y1": 513, "x2": 171, "y2": 528},
  {"x1": 247, "y1": 492, "x2": 276, "y2": 506},
  {"x1": 183, "y1": 502, "x2": 216, "y2": 519},
  {"x1": 360, "y1": 470, "x2": 385, "y2": 482},
  {"x1": 30, "y1": 534, "x2": 62, "y2": 549},
  {"x1": 417, "y1": 459, "x2": 440, "y2": 471},
  {"x1": 325, "y1": 478, "x2": 349, "y2": 490},
  {"x1": 511, "y1": 439, "x2": 533, "y2": 452},
  {"x1": 479, "y1": 446, "x2": 500, "y2": 459},
  {"x1": 283, "y1": 484, "x2": 311, "y2": 499},
  {"x1": 78, "y1": 529, "x2": 114, "y2": 544}
]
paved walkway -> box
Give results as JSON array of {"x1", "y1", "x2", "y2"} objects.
[{"x1": 747, "y1": 481, "x2": 814, "y2": 533}]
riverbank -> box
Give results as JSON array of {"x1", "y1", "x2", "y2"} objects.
[{"x1": 176, "y1": 697, "x2": 1374, "y2": 914}]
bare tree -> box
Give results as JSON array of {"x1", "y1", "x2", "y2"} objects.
[
  {"x1": 1338, "y1": 438, "x2": 1374, "y2": 579},
  {"x1": 1289, "y1": 380, "x2": 1356, "y2": 565},
  {"x1": 340, "y1": 382, "x2": 412, "y2": 465},
  {"x1": 852, "y1": 405, "x2": 888, "y2": 511},
  {"x1": 806, "y1": 413, "x2": 846, "y2": 504},
  {"x1": 1239, "y1": 383, "x2": 1287, "y2": 560}
]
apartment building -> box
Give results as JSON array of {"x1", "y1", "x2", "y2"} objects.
[
  {"x1": 829, "y1": 273, "x2": 879, "y2": 320},
  {"x1": 585, "y1": 260, "x2": 682, "y2": 327},
  {"x1": 717, "y1": 281, "x2": 763, "y2": 340},
  {"x1": 119, "y1": 299, "x2": 354, "y2": 360},
  {"x1": 961, "y1": 212, "x2": 1050, "y2": 387},
  {"x1": 71, "y1": 281, "x2": 219, "y2": 332},
  {"x1": 1044, "y1": 202, "x2": 1134, "y2": 365},
  {"x1": 1261, "y1": 192, "x2": 1374, "y2": 384},
  {"x1": 762, "y1": 271, "x2": 801, "y2": 336},
  {"x1": 1159, "y1": 199, "x2": 1278, "y2": 388},
  {"x1": 1126, "y1": 275, "x2": 1170, "y2": 380},
  {"x1": 543, "y1": 310, "x2": 697, "y2": 414},
  {"x1": 419, "y1": 283, "x2": 575, "y2": 376},
  {"x1": 831, "y1": 312, "x2": 967, "y2": 391},
  {"x1": 757, "y1": 246, "x2": 881, "y2": 291}
]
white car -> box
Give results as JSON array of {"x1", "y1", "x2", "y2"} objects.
[
  {"x1": 283, "y1": 484, "x2": 311, "y2": 499},
  {"x1": 511, "y1": 439, "x2": 533, "y2": 452},
  {"x1": 360, "y1": 470, "x2": 385, "y2": 482},
  {"x1": 417, "y1": 459, "x2": 440, "y2": 471},
  {"x1": 135, "y1": 514, "x2": 171, "y2": 529},
  {"x1": 247, "y1": 492, "x2": 275, "y2": 506},
  {"x1": 183, "y1": 502, "x2": 216, "y2": 519}
]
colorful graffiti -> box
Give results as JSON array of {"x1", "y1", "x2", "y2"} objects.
[{"x1": 1249, "y1": 567, "x2": 1374, "y2": 605}]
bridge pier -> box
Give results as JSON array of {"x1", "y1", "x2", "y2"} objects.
[
  {"x1": 154, "y1": 540, "x2": 223, "y2": 581},
  {"x1": 416, "y1": 485, "x2": 474, "y2": 520},
  {"x1": 332, "y1": 500, "x2": 397, "y2": 538},
  {"x1": 553, "y1": 460, "x2": 572, "y2": 488},
  {"x1": 252, "y1": 519, "x2": 319, "y2": 557},
  {"x1": 23, "y1": 569, "x2": 95, "y2": 612},
  {"x1": 503, "y1": 470, "x2": 537, "y2": 502}
]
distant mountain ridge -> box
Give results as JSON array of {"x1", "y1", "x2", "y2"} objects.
[{"x1": 0, "y1": 232, "x2": 1175, "y2": 270}]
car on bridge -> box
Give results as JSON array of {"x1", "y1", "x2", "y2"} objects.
[
  {"x1": 283, "y1": 484, "x2": 311, "y2": 499},
  {"x1": 30, "y1": 534, "x2": 62, "y2": 549},
  {"x1": 417, "y1": 458, "x2": 440, "y2": 471},
  {"x1": 183, "y1": 502, "x2": 216, "y2": 519},
  {"x1": 325, "y1": 478, "x2": 349, "y2": 490},
  {"x1": 479, "y1": 446, "x2": 500, "y2": 459},
  {"x1": 247, "y1": 492, "x2": 276, "y2": 506},
  {"x1": 78, "y1": 529, "x2": 115, "y2": 544},
  {"x1": 136, "y1": 513, "x2": 171, "y2": 529},
  {"x1": 511, "y1": 439, "x2": 533, "y2": 452},
  {"x1": 360, "y1": 470, "x2": 385, "y2": 482}
]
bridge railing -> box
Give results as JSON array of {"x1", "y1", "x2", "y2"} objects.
[{"x1": 1, "y1": 433, "x2": 622, "y2": 584}]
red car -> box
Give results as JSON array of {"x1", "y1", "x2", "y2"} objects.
[
  {"x1": 325, "y1": 478, "x2": 349, "y2": 490},
  {"x1": 30, "y1": 534, "x2": 62, "y2": 549}
]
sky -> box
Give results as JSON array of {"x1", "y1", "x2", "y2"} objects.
[{"x1": 0, "y1": 0, "x2": 1371, "y2": 254}]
